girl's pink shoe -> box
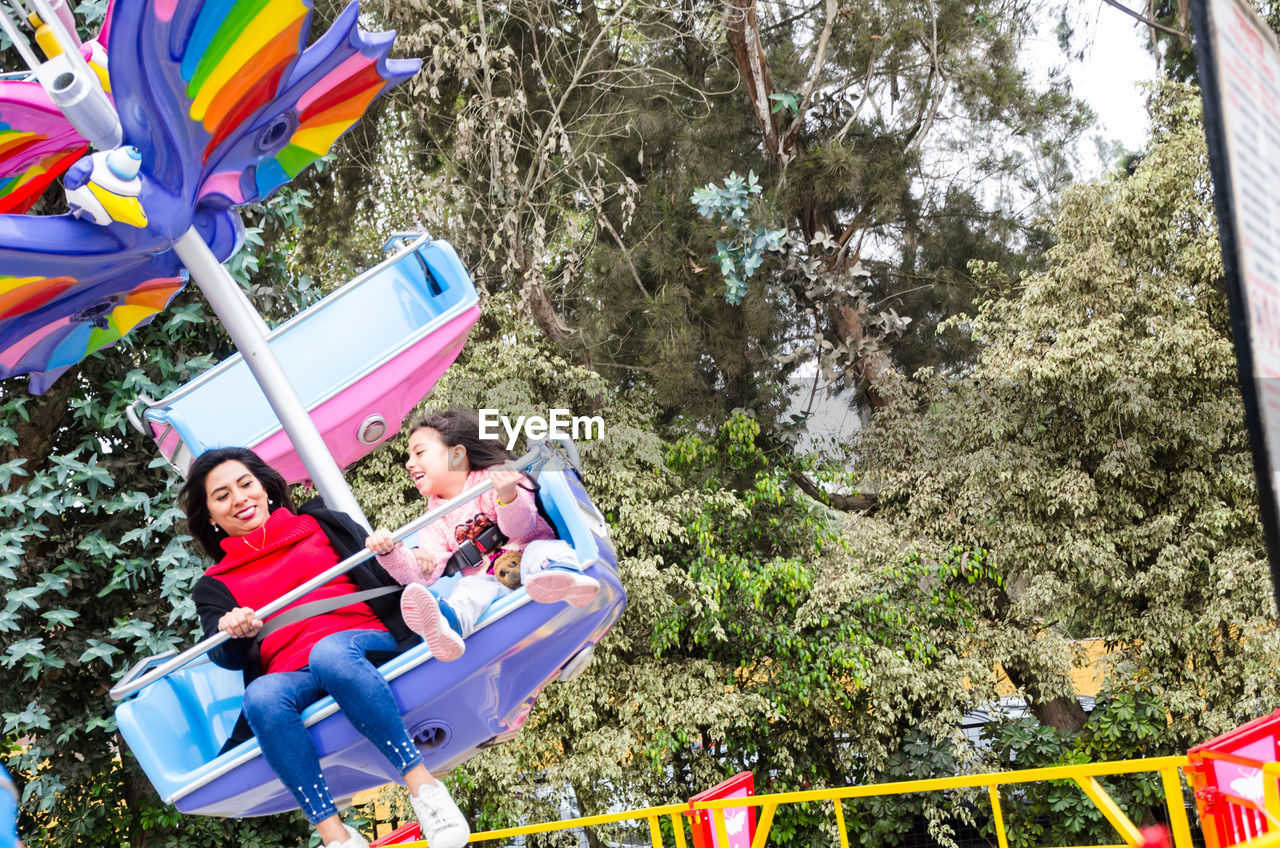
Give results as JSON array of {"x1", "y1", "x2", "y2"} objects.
[
  {"x1": 523, "y1": 568, "x2": 600, "y2": 608},
  {"x1": 401, "y1": 584, "x2": 465, "y2": 661}
]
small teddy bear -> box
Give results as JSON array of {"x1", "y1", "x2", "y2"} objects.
[{"x1": 492, "y1": 549, "x2": 523, "y2": 589}]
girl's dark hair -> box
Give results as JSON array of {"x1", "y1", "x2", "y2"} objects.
[
  {"x1": 410, "y1": 409, "x2": 516, "y2": 469},
  {"x1": 179, "y1": 447, "x2": 295, "y2": 559}
]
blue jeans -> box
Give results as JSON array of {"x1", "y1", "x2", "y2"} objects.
[{"x1": 242, "y1": 629, "x2": 422, "y2": 824}]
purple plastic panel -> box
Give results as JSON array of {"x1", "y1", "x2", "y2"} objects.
[{"x1": 174, "y1": 563, "x2": 625, "y2": 817}]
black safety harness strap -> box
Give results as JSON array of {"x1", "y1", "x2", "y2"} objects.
[{"x1": 443, "y1": 522, "x2": 509, "y2": 576}]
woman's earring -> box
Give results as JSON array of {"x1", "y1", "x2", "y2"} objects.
[{"x1": 211, "y1": 523, "x2": 226, "y2": 536}]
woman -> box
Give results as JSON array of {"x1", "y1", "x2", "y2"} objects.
[{"x1": 180, "y1": 447, "x2": 468, "y2": 848}]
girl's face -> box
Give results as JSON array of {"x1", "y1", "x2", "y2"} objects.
[
  {"x1": 405, "y1": 427, "x2": 469, "y2": 498},
  {"x1": 204, "y1": 460, "x2": 271, "y2": 537}
]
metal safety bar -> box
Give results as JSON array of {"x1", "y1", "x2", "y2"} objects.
[
  {"x1": 0, "y1": 0, "x2": 120, "y2": 148},
  {"x1": 0, "y1": 4, "x2": 43, "y2": 70},
  {"x1": 108, "y1": 445, "x2": 549, "y2": 702},
  {"x1": 403, "y1": 756, "x2": 1195, "y2": 848},
  {"x1": 381, "y1": 229, "x2": 431, "y2": 254}
]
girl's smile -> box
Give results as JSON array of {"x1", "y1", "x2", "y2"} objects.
[{"x1": 405, "y1": 428, "x2": 469, "y2": 499}]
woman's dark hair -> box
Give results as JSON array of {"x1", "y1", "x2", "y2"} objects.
[
  {"x1": 410, "y1": 409, "x2": 516, "y2": 469},
  {"x1": 179, "y1": 447, "x2": 295, "y2": 559}
]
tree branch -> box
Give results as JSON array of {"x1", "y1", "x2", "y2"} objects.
[
  {"x1": 904, "y1": 0, "x2": 949, "y2": 153},
  {"x1": 834, "y1": 40, "x2": 882, "y2": 143},
  {"x1": 726, "y1": 0, "x2": 788, "y2": 164},
  {"x1": 1101, "y1": 0, "x2": 1186, "y2": 39},
  {"x1": 782, "y1": 0, "x2": 838, "y2": 153},
  {"x1": 791, "y1": 471, "x2": 878, "y2": 513}
]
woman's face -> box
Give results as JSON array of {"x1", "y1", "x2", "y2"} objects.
[
  {"x1": 204, "y1": 460, "x2": 271, "y2": 537},
  {"x1": 405, "y1": 427, "x2": 467, "y2": 498}
]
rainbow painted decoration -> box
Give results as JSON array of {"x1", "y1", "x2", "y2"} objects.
[
  {"x1": 0, "y1": 81, "x2": 90, "y2": 214},
  {"x1": 0, "y1": 0, "x2": 419, "y2": 392},
  {"x1": 0, "y1": 275, "x2": 184, "y2": 382}
]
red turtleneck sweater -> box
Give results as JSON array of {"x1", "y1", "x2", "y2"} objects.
[{"x1": 205, "y1": 508, "x2": 387, "y2": 673}]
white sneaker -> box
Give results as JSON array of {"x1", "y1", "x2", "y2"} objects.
[
  {"x1": 410, "y1": 780, "x2": 470, "y2": 848},
  {"x1": 323, "y1": 824, "x2": 370, "y2": 848},
  {"x1": 524, "y1": 567, "x2": 600, "y2": 608},
  {"x1": 401, "y1": 583, "x2": 465, "y2": 661}
]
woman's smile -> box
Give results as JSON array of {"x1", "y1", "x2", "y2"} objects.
[{"x1": 204, "y1": 460, "x2": 272, "y2": 537}]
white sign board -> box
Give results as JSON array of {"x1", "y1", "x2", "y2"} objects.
[{"x1": 1196, "y1": 0, "x2": 1280, "y2": 607}]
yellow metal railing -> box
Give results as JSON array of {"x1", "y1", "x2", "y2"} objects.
[
  {"x1": 1269, "y1": 762, "x2": 1280, "y2": 825},
  {"x1": 383, "y1": 756, "x2": 1196, "y2": 848}
]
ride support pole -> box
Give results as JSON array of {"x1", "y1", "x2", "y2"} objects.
[{"x1": 174, "y1": 227, "x2": 370, "y2": 528}]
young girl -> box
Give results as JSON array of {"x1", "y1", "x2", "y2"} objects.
[{"x1": 366, "y1": 410, "x2": 599, "y2": 660}]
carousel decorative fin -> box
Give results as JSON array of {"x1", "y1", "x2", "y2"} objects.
[
  {"x1": 0, "y1": 0, "x2": 416, "y2": 392},
  {"x1": 107, "y1": 0, "x2": 418, "y2": 219},
  {"x1": 0, "y1": 264, "x2": 185, "y2": 393},
  {"x1": 0, "y1": 81, "x2": 90, "y2": 213}
]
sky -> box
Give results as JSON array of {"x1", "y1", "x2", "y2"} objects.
[{"x1": 1057, "y1": 4, "x2": 1163, "y2": 176}]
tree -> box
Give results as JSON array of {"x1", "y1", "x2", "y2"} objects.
[
  {"x1": 338, "y1": 0, "x2": 1095, "y2": 433},
  {"x1": 860, "y1": 82, "x2": 1280, "y2": 741},
  {"x1": 1134, "y1": 0, "x2": 1277, "y2": 83},
  {"x1": 346, "y1": 295, "x2": 1003, "y2": 846},
  {"x1": 716, "y1": 0, "x2": 1088, "y2": 396}
]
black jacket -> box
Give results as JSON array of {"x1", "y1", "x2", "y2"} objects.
[{"x1": 192, "y1": 499, "x2": 415, "y2": 752}]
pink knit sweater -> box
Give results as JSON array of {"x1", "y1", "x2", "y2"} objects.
[{"x1": 377, "y1": 468, "x2": 554, "y2": 585}]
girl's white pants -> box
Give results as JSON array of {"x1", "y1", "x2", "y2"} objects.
[{"x1": 441, "y1": 540, "x2": 578, "y2": 636}]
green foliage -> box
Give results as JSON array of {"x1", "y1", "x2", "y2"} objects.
[
  {"x1": 769, "y1": 92, "x2": 800, "y2": 116},
  {"x1": 362, "y1": 0, "x2": 1094, "y2": 428},
  {"x1": 690, "y1": 173, "x2": 786, "y2": 304},
  {"x1": 843, "y1": 731, "x2": 979, "y2": 848},
  {"x1": 72, "y1": 0, "x2": 109, "y2": 32},
  {"x1": 863, "y1": 82, "x2": 1280, "y2": 743},
  {"x1": 337, "y1": 298, "x2": 1000, "y2": 845},
  {"x1": 979, "y1": 688, "x2": 1175, "y2": 848}
]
